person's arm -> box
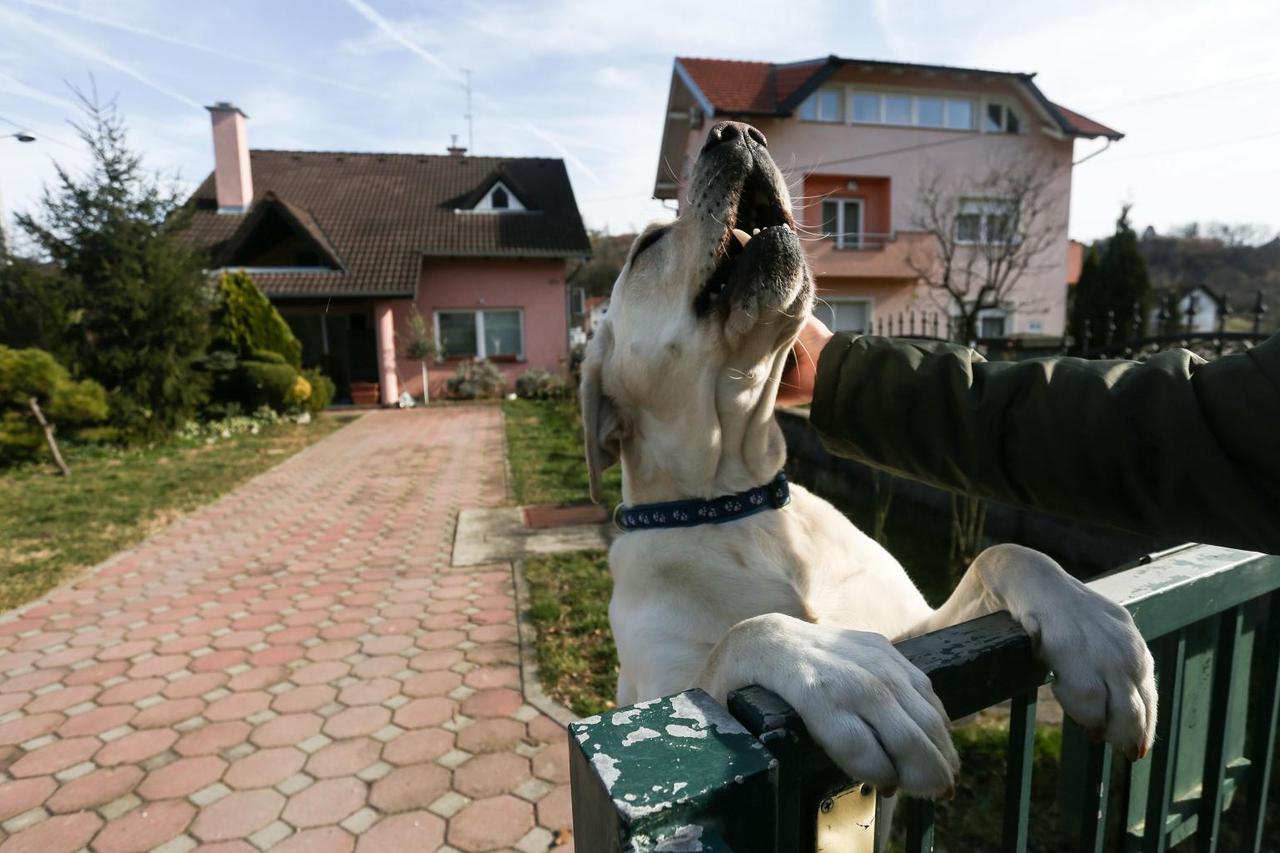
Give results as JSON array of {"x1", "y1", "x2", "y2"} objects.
[{"x1": 805, "y1": 330, "x2": 1280, "y2": 554}]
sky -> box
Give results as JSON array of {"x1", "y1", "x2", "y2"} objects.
[{"x1": 1, "y1": 0, "x2": 1278, "y2": 244}]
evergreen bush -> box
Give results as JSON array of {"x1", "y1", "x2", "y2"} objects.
[
  {"x1": 0, "y1": 346, "x2": 108, "y2": 465},
  {"x1": 211, "y1": 271, "x2": 302, "y2": 368},
  {"x1": 301, "y1": 368, "x2": 335, "y2": 413}
]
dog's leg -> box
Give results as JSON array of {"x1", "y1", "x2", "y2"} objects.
[
  {"x1": 902, "y1": 544, "x2": 1157, "y2": 760},
  {"x1": 696, "y1": 613, "x2": 959, "y2": 797}
]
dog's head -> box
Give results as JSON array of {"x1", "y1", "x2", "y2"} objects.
[{"x1": 582, "y1": 121, "x2": 812, "y2": 503}]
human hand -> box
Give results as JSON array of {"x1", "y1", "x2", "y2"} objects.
[{"x1": 776, "y1": 315, "x2": 833, "y2": 408}]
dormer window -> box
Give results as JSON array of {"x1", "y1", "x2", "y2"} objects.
[
  {"x1": 472, "y1": 181, "x2": 526, "y2": 212},
  {"x1": 985, "y1": 103, "x2": 1021, "y2": 134}
]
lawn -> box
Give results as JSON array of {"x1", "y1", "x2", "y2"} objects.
[
  {"x1": 0, "y1": 414, "x2": 352, "y2": 611},
  {"x1": 503, "y1": 396, "x2": 621, "y2": 507}
]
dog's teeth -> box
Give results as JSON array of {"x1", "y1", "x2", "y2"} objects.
[
  {"x1": 730, "y1": 228, "x2": 752, "y2": 247},
  {"x1": 752, "y1": 228, "x2": 761, "y2": 236}
]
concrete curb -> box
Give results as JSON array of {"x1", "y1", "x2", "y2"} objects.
[{"x1": 510, "y1": 558, "x2": 579, "y2": 727}]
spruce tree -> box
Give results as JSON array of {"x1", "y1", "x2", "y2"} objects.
[
  {"x1": 1097, "y1": 206, "x2": 1152, "y2": 342},
  {"x1": 1068, "y1": 245, "x2": 1102, "y2": 352},
  {"x1": 15, "y1": 87, "x2": 210, "y2": 438}
]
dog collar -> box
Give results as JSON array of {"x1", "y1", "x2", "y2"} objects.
[{"x1": 613, "y1": 471, "x2": 791, "y2": 532}]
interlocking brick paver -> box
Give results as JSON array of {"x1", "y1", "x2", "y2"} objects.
[{"x1": 0, "y1": 410, "x2": 572, "y2": 850}]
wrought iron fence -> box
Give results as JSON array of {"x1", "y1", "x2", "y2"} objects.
[{"x1": 569, "y1": 544, "x2": 1280, "y2": 852}]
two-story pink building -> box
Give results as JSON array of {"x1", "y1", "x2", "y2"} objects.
[
  {"x1": 183, "y1": 104, "x2": 591, "y2": 404},
  {"x1": 656, "y1": 57, "x2": 1122, "y2": 340}
]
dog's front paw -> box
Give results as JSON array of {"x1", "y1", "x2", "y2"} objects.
[
  {"x1": 739, "y1": 616, "x2": 960, "y2": 797},
  {"x1": 1030, "y1": 589, "x2": 1157, "y2": 761}
]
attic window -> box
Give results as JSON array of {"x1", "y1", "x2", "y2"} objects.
[
  {"x1": 985, "y1": 103, "x2": 1021, "y2": 134},
  {"x1": 472, "y1": 181, "x2": 526, "y2": 212}
]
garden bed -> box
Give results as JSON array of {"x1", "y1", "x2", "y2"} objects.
[{"x1": 0, "y1": 414, "x2": 353, "y2": 611}]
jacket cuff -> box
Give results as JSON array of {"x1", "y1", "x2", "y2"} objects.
[{"x1": 810, "y1": 332, "x2": 858, "y2": 437}]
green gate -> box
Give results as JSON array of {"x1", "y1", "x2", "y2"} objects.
[{"x1": 568, "y1": 545, "x2": 1280, "y2": 851}]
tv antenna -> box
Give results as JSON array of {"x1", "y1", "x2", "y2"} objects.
[{"x1": 462, "y1": 68, "x2": 473, "y2": 153}]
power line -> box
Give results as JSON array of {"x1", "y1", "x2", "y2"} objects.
[
  {"x1": 1094, "y1": 69, "x2": 1280, "y2": 112},
  {"x1": 1094, "y1": 128, "x2": 1280, "y2": 163}
]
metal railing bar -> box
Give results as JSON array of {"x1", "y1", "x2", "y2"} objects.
[
  {"x1": 904, "y1": 797, "x2": 936, "y2": 853},
  {"x1": 1196, "y1": 606, "x2": 1244, "y2": 853},
  {"x1": 1244, "y1": 589, "x2": 1280, "y2": 851},
  {"x1": 1073, "y1": 733, "x2": 1113, "y2": 853},
  {"x1": 1143, "y1": 631, "x2": 1188, "y2": 853},
  {"x1": 1002, "y1": 689, "x2": 1037, "y2": 852}
]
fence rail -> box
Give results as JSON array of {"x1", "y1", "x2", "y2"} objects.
[{"x1": 569, "y1": 544, "x2": 1280, "y2": 852}]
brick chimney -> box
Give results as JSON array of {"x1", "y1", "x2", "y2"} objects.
[{"x1": 206, "y1": 102, "x2": 252, "y2": 213}]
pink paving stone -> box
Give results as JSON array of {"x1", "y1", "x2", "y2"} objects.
[
  {"x1": 190, "y1": 789, "x2": 285, "y2": 843},
  {"x1": 353, "y1": 811, "x2": 446, "y2": 853},
  {"x1": 26, "y1": 684, "x2": 98, "y2": 714},
  {"x1": 465, "y1": 643, "x2": 521, "y2": 666},
  {"x1": 382, "y1": 729, "x2": 454, "y2": 766},
  {"x1": 212, "y1": 630, "x2": 263, "y2": 650},
  {"x1": 0, "y1": 811, "x2": 103, "y2": 853},
  {"x1": 98, "y1": 677, "x2": 166, "y2": 705},
  {"x1": 369, "y1": 764, "x2": 452, "y2": 814},
  {"x1": 537, "y1": 783, "x2": 573, "y2": 829},
  {"x1": 362, "y1": 635, "x2": 413, "y2": 655},
  {"x1": 173, "y1": 720, "x2": 251, "y2": 757},
  {"x1": 319, "y1": 622, "x2": 366, "y2": 641},
  {"x1": 305, "y1": 737, "x2": 382, "y2": 779},
  {"x1": 137, "y1": 755, "x2": 227, "y2": 800},
  {"x1": 58, "y1": 701, "x2": 135, "y2": 732},
  {"x1": 0, "y1": 692, "x2": 29, "y2": 716},
  {"x1": 528, "y1": 715, "x2": 568, "y2": 744},
  {"x1": 97, "y1": 727, "x2": 179, "y2": 766},
  {"x1": 162, "y1": 671, "x2": 227, "y2": 699},
  {"x1": 190, "y1": 649, "x2": 247, "y2": 673},
  {"x1": 291, "y1": 661, "x2": 349, "y2": 685},
  {"x1": 455, "y1": 718, "x2": 528, "y2": 755},
  {"x1": 469, "y1": 624, "x2": 518, "y2": 644},
  {"x1": 281, "y1": 777, "x2": 366, "y2": 828},
  {"x1": 422, "y1": 612, "x2": 467, "y2": 631},
  {"x1": 250, "y1": 644, "x2": 305, "y2": 666},
  {"x1": 533, "y1": 742, "x2": 571, "y2": 783},
  {"x1": 371, "y1": 618, "x2": 418, "y2": 636},
  {"x1": 0, "y1": 711, "x2": 63, "y2": 745},
  {"x1": 250, "y1": 712, "x2": 322, "y2": 748},
  {"x1": 34, "y1": 646, "x2": 97, "y2": 669},
  {"x1": 392, "y1": 697, "x2": 454, "y2": 729},
  {"x1": 448, "y1": 794, "x2": 536, "y2": 853},
  {"x1": 9, "y1": 736, "x2": 100, "y2": 777},
  {"x1": 460, "y1": 688, "x2": 524, "y2": 719},
  {"x1": 336, "y1": 677, "x2": 398, "y2": 706},
  {"x1": 97, "y1": 640, "x2": 155, "y2": 662},
  {"x1": 230, "y1": 613, "x2": 278, "y2": 631},
  {"x1": 413, "y1": 630, "x2": 466, "y2": 651},
  {"x1": 224, "y1": 746, "x2": 305, "y2": 789},
  {"x1": 132, "y1": 697, "x2": 205, "y2": 728},
  {"x1": 155, "y1": 635, "x2": 209, "y2": 655},
  {"x1": 453, "y1": 751, "x2": 532, "y2": 798},
  {"x1": 463, "y1": 665, "x2": 521, "y2": 690},
  {"x1": 228, "y1": 665, "x2": 287, "y2": 691},
  {"x1": 127, "y1": 654, "x2": 190, "y2": 679},
  {"x1": 266, "y1": 626, "x2": 316, "y2": 645},
  {"x1": 204, "y1": 690, "x2": 271, "y2": 722},
  {"x1": 322, "y1": 705, "x2": 391, "y2": 739},
  {"x1": 426, "y1": 598, "x2": 469, "y2": 615},
  {"x1": 351, "y1": 656, "x2": 407, "y2": 679},
  {"x1": 274, "y1": 827, "x2": 355, "y2": 853},
  {"x1": 0, "y1": 777, "x2": 56, "y2": 821},
  {"x1": 305, "y1": 640, "x2": 359, "y2": 662},
  {"x1": 271, "y1": 684, "x2": 336, "y2": 713},
  {"x1": 0, "y1": 669, "x2": 63, "y2": 694},
  {"x1": 91, "y1": 798, "x2": 196, "y2": 853},
  {"x1": 46, "y1": 765, "x2": 144, "y2": 814},
  {"x1": 402, "y1": 670, "x2": 462, "y2": 698},
  {"x1": 471, "y1": 608, "x2": 516, "y2": 626}
]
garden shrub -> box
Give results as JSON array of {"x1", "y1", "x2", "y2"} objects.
[
  {"x1": 240, "y1": 359, "x2": 306, "y2": 412},
  {"x1": 302, "y1": 368, "x2": 335, "y2": 413},
  {"x1": 211, "y1": 271, "x2": 302, "y2": 367},
  {"x1": 0, "y1": 346, "x2": 108, "y2": 464},
  {"x1": 515, "y1": 368, "x2": 568, "y2": 399},
  {"x1": 446, "y1": 360, "x2": 506, "y2": 399}
]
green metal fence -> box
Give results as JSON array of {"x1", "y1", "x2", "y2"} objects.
[{"x1": 568, "y1": 544, "x2": 1280, "y2": 852}]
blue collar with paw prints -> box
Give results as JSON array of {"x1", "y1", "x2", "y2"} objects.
[{"x1": 613, "y1": 471, "x2": 791, "y2": 532}]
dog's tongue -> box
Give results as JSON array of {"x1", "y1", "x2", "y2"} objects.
[{"x1": 731, "y1": 228, "x2": 752, "y2": 247}]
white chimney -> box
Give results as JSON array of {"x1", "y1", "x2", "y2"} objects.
[{"x1": 206, "y1": 102, "x2": 252, "y2": 214}]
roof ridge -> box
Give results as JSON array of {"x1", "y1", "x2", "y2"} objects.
[{"x1": 248, "y1": 148, "x2": 566, "y2": 163}]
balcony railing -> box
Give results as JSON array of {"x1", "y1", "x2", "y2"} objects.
[
  {"x1": 568, "y1": 544, "x2": 1280, "y2": 852},
  {"x1": 825, "y1": 231, "x2": 895, "y2": 251}
]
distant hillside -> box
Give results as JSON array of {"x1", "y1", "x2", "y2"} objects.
[
  {"x1": 568, "y1": 231, "x2": 637, "y2": 298},
  {"x1": 1138, "y1": 226, "x2": 1280, "y2": 332}
]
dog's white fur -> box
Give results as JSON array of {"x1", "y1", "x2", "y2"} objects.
[{"x1": 582, "y1": 123, "x2": 1157, "y2": 799}]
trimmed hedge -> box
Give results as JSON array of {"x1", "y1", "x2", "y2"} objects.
[
  {"x1": 212, "y1": 271, "x2": 302, "y2": 368},
  {"x1": 0, "y1": 346, "x2": 108, "y2": 465},
  {"x1": 302, "y1": 369, "x2": 335, "y2": 414}
]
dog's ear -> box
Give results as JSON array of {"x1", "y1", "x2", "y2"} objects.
[{"x1": 580, "y1": 323, "x2": 621, "y2": 504}]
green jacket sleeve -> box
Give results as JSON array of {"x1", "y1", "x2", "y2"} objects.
[{"x1": 809, "y1": 332, "x2": 1280, "y2": 554}]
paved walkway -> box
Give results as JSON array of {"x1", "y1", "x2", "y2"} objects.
[{"x1": 0, "y1": 408, "x2": 573, "y2": 853}]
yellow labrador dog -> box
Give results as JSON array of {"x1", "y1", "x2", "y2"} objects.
[{"x1": 580, "y1": 120, "x2": 1156, "y2": 799}]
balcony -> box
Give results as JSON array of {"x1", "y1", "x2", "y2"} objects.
[{"x1": 804, "y1": 229, "x2": 932, "y2": 281}]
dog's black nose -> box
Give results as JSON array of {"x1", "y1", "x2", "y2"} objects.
[{"x1": 701, "y1": 121, "x2": 767, "y2": 155}]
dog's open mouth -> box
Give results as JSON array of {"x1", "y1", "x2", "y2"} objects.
[{"x1": 696, "y1": 168, "x2": 797, "y2": 314}]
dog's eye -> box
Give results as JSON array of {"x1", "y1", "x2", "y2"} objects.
[{"x1": 631, "y1": 227, "x2": 668, "y2": 262}]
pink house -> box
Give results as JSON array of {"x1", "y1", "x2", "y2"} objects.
[
  {"x1": 656, "y1": 57, "x2": 1123, "y2": 341},
  {"x1": 183, "y1": 103, "x2": 590, "y2": 404}
]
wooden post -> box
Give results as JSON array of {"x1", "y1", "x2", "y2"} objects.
[{"x1": 28, "y1": 397, "x2": 70, "y2": 477}]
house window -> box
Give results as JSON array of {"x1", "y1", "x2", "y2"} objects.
[
  {"x1": 978, "y1": 309, "x2": 1008, "y2": 338},
  {"x1": 814, "y1": 299, "x2": 872, "y2": 334},
  {"x1": 985, "y1": 103, "x2": 1021, "y2": 134},
  {"x1": 436, "y1": 309, "x2": 524, "y2": 360},
  {"x1": 800, "y1": 88, "x2": 842, "y2": 122},
  {"x1": 470, "y1": 181, "x2": 525, "y2": 212},
  {"x1": 490, "y1": 186, "x2": 509, "y2": 209},
  {"x1": 846, "y1": 91, "x2": 975, "y2": 130},
  {"x1": 820, "y1": 198, "x2": 864, "y2": 248},
  {"x1": 955, "y1": 199, "x2": 1018, "y2": 245}
]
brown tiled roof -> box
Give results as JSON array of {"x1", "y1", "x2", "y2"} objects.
[
  {"x1": 181, "y1": 151, "x2": 591, "y2": 298},
  {"x1": 675, "y1": 56, "x2": 1123, "y2": 140}
]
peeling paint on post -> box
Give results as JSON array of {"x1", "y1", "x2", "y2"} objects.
[{"x1": 569, "y1": 688, "x2": 778, "y2": 851}]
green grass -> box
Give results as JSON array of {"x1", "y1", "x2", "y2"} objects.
[
  {"x1": 524, "y1": 550, "x2": 617, "y2": 717},
  {"x1": 503, "y1": 397, "x2": 621, "y2": 508},
  {"x1": 0, "y1": 414, "x2": 352, "y2": 612}
]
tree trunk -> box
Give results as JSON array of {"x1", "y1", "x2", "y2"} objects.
[{"x1": 28, "y1": 397, "x2": 70, "y2": 477}]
